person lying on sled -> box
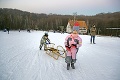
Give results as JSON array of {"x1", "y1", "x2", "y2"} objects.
[
  {"x1": 64, "y1": 25, "x2": 82, "y2": 70},
  {"x1": 39, "y1": 32, "x2": 50, "y2": 51}
]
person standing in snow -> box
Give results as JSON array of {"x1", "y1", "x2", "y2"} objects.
[
  {"x1": 19, "y1": 29, "x2": 21, "y2": 32},
  {"x1": 90, "y1": 25, "x2": 96, "y2": 44},
  {"x1": 6, "y1": 27, "x2": 9, "y2": 34},
  {"x1": 39, "y1": 32, "x2": 50, "y2": 51},
  {"x1": 64, "y1": 22, "x2": 82, "y2": 70}
]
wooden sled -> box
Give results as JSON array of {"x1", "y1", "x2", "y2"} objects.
[{"x1": 46, "y1": 43, "x2": 66, "y2": 60}]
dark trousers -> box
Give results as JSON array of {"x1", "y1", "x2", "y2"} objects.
[
  {"x1": 8, "y1": 30, "x2": 9, "y2": 34},
  {"x1": 90, "y1": 36, "x2": 95, "y2": 43}
]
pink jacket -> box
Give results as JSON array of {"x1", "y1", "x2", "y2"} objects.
[{"x1": 65, "y1": 33, "x2": 82, "y2": 48}]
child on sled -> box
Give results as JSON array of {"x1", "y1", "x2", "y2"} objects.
[
  {"x1": 39, "y1": 32, "x2": 50, "y2": 51},
  {"x1": 64, "y1": 25, "x2": 82, "y2": 70}
]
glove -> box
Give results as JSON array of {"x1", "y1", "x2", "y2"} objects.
[
  {"x1": 65, "y1": 45, "x2": 71, "y2": 48},
  {"x1": 76, "y1": 48, "x2": 79, "y2": 53},
  {"x1": 65, "y1": 46, "x2": 71, "y2": 51},
  {"x1": 72, "y1": 44, "x2": 77, "y2": 47}
]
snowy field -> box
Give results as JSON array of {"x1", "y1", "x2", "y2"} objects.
[{"x1": 0, "y1": 31, "x2": 120, "y2": 80}]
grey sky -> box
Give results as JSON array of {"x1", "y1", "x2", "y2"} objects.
[{"x1": 0, "y1": 0, "x2": 120, "y2": 15}]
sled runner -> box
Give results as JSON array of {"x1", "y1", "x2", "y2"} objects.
[{"x1": 45, "y1": 43, "x2": 66, "y2": 60}]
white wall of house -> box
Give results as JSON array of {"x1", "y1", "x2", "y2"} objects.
[
  {"x1": 66, "y1": 22, "x2": 72, "y2": 33},
  {"x1": 79, "y1": 27, "x2": 87, "y2": 34}
]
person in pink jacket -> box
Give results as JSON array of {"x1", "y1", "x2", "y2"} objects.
[{"x1": 65, "y1": 25, "x2": 82, "y2": 70}]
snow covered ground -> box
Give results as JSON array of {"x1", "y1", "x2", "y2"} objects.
[{"x1": 0, "y1": 31, "x2": 120, "y2": 80}]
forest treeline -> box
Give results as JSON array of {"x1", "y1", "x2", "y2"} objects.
[{"x1": 0, "y1": 8, "x2": 120, "y2": 36}]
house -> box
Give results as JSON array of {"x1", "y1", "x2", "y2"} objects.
[
  {"x1": 66, "y1": 20, "x2": 88, "y2": 34},
  {"x1": 66, "y1": 20, "x2": 74, "y2": 33}
]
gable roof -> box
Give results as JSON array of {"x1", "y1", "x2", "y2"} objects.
[{"x1": 77, "y1": 21, "x2": 88, "y2": 29}]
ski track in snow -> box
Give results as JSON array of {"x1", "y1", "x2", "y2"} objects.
[{"x1": 0, "y1": 31, "x2": 120, "y2": 80}]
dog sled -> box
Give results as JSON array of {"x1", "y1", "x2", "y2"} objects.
[{"x1": 45, "y1": 43, "x2": 66, "y2": 60}]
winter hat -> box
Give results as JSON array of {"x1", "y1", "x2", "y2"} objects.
[
  {"x1": 74, "y1": 21, "x2": 79, "y2": 26},
  {"x1": 72, "y1": 21, "x2": 80, "y2": 33},
  {"x1": 44, "y1": 32, "x2": 48, "y2": 36}
]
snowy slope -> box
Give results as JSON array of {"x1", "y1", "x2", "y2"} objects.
[{"x1": 0, "y1": 31, "x2": 120, "y2": 80}]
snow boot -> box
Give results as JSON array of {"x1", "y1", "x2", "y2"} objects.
[
  {"x1": 39, "y1": 45, "x2": 42, "y2": 50},
  {"x1": 71, "y1": 63, "x2": 75, "y2": 69},
  {"x1": 67, "y1": 63, "x2": 70, "y2": 70},
  {"x1": 39, "y1": 46, "x2": 41, "y2": 50}
]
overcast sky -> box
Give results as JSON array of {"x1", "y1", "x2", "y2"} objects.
[{"x1": 0, "y1": 0, "x2": 120, "y2": 15}]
